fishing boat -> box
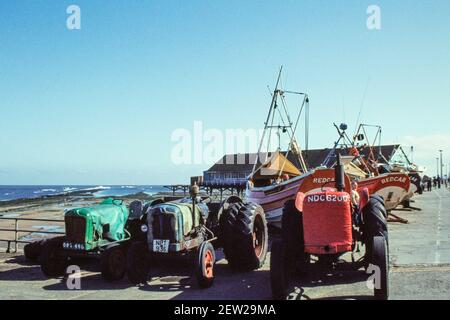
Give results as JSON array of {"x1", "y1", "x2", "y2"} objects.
[
  {"x1": 352, "y1": 124, "x2": 412, "y2": 210},
  {"x1": 317, "y1": 123, "x2": 411, "y2": 210},
  {"x1": 245, "y1": 68, "x2": 312, "y2": 228},
  {"x1": 387, "y1": 146, "x2": 423, "y2": 205}
]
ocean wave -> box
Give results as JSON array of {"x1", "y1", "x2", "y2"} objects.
[
  {"x1": 33, "y1": 188, "x2": 57, "y2": 194},
  {"x1": 83, "y1": 185, "x2": 111, "y2": 191},
  {"x1": 63, "y1": 187, "x2": 78, "y2": 192}
]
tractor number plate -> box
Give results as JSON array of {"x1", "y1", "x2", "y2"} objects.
[{"x1": 153, "y1": 239, "x2": 170, "y2": 253}]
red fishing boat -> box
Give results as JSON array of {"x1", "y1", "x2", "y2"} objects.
[{"x1": 344, "y1": 124, "x2": 411, "y2": 210}]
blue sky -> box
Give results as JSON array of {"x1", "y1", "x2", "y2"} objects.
[{"x1": 1, "y1": 0, "x2": 449, "y2": 184}]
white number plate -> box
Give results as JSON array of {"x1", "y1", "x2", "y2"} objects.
[{"x1": 153, "y1": 239, "x2": 170, "y2": 253}]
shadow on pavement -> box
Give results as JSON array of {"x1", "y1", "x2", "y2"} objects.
[{"x1": 0, "y1": 265, "x2": 48, "y2": 281}]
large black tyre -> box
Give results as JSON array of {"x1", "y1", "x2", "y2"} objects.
[
  {"x1": 369, "y1": 194, "x2": 388, "y2": 218},
  {"x1": 219, "y1": 202, "x2": 268, "y2": 271},
  {"x1": 371, "y1": 236, "x2": 389, "y2": 300},
  {"x1": 24, "y1": 239, "x2": 46, "y2": 262},
  {"x1": 127, "y1": 241, "x2": 150, "y2": 284},
  {"x1": 195, "y1": 242, "x2": 215, "y2": 288},
  {"x1": 100, "y1": 243, "x2": 127, "y2": 281},
  {"x1": 282, "y1": 200, "x2": 308, "y2": 273},
  {"x1": 363, "y1": 198, "x2": 389, "y2": 265},
  {"x1": 270, "y1": 239, "x2": 288, "y2": 300},
  {"x1": 40, "y1": 237, "x2": 68, "y2": 277}
]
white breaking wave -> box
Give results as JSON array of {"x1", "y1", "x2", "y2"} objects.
[
  {"x1": 63, "y1": 187, "x2": 78, "y2": 192},
  {"x1": 83, "y1": 186, "x2": 111, "y2": 191},
  {"x1": 34, "y1": 188, "x2": 57, "y2": 194}
]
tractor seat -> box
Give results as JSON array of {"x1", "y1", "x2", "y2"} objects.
[{"x1": 128, "y1": 200, "x2": 144, "y2": 220}]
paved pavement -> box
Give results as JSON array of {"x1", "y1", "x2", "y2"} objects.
[{"x1": 1, "y1": 188, "x2": 449, "y2": 300}]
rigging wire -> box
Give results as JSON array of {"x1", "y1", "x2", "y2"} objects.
[{"x1": 354, "y1": 77, "x2": 370, "y2": 135}]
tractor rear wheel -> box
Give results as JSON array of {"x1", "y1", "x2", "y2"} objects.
[
  {"x1": 127, "y1": 241, "x2": 150, "y2": 284},
  {"x1": 270, "y1": 239, "x2": 288, "y2": 300},
  {"x1": 40, "y1": 237, "x2": 67, "y2": 277},
  {"x1": 101, "y1": 243, "x2": 127, "y2": 281},
  {"x1": 371, "y1": 236, "x2": 389, "y2": 300},
  {"x1": 219, "y1": 202, "x2": 268, "y2": 271},
  {"x1": 369, "y1": 194, "x2": 388, "y2": 218},
  {"x1": 363, "y1": 197, "x2": 389, "y2": 264},
  {"x1": 195, "y1": 242, "x2": 215, "y2": 288},
  {"x1": 282, "y1": 200, "x2": 308, "y2": 274}
]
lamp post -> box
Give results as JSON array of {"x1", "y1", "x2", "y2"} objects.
[
  {"x1": 436, "y1": 157, "x2": 439, "y2": 177},
  {"x1": 439, "y1": 150, "x2": 443, "y2": 179}
]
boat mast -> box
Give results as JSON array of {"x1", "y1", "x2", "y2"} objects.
[
  {"x1": 251, "y1": 67, "x2": 283, "y2": 176},
  {"x1": 250, "y1": 67, "x2": 309, "y2": 178}
]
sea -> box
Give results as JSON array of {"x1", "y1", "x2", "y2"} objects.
[{"x1": 0, "y1": 185, "x2": 168, "y2": 202}]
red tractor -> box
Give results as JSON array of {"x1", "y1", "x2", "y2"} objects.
[{"x1": 270, "y1": 155, "x2": 389, "y2": 300}]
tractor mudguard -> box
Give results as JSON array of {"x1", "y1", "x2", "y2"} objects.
[{"x1": 294, "y1": 192, "x2": 305, "y2": 212}]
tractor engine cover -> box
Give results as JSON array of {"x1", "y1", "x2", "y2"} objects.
[{"x1": 302, "y1": 191, "x2": 352, "y2": 255}]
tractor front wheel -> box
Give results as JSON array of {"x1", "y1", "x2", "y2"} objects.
[
  {"x1": 195, "y1": 242, "x2": 215, "y2": 288},
  {"x1": 371, "y1": 236, "x2": 389, "y2": 300},
  {"x1": 127, "y1": 241, "x2": 150, "y2": 284},
  {"x1": 24, "y1": 239, "x2": 46, "y2": 262},
  {"x1": 40, "y1": 237, "x2": 67, "y2": 277},
  {"x1": 101, "y1": 243, "x2": 127, "y2": 281},
  {"x1": 270, "y1": 239, "x2": 288, "y2": 300}
]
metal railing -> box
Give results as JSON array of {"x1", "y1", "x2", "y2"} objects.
[{"x1": 0, "y1": 216, "x2": 64, "y2": 253}]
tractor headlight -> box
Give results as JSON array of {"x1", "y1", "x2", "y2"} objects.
[{"x1": 140, "y1": 224, "x2": 148, "y2": 233}]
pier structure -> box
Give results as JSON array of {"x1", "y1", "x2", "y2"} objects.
[{"x1": 163, "y1": 182, "x2": 245, "y2": 200}]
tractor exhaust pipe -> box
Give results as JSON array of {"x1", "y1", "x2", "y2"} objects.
[
  {"x1": 335, "y1": 153, "x2": 345, "y2": 192},
  {"x1": 190, "y1": 183, "x2": 200, "y2": 224}
]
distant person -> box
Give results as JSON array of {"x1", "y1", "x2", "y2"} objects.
[
  {"x1": 427, "y1": 179, "x2": 432, "y2": 192},
  {"x1": 433, "y1": 177, "x2": 437, "y2": 189},
  {"x1": 437, "y1": 175, "x2": 441, "y2": 189}
]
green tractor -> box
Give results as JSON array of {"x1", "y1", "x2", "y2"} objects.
[
  {"x1": 126, "y1": 186, "x2": 269, "y2": 288},
  {"x1": 39, "y1": 198, "x2": 158, "y2": 281}
]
